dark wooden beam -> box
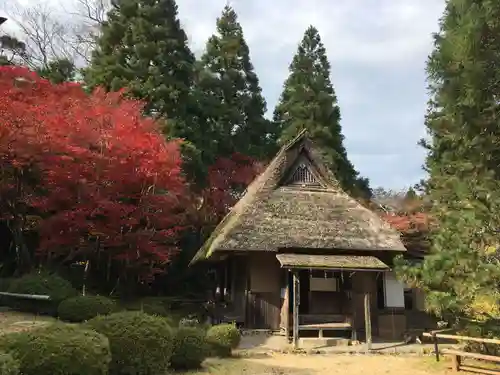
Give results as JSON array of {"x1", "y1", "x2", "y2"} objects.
[
  {"x1": 292, "y1": 270, "x2": 300, "y2": 349},
  {"x1": 364, "y1": 292, "x2": 372, "y2": 351}
]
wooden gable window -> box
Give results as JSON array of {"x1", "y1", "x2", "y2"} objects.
[{"x1": 286, "y1": 163, "x2": 319, "y2": 186}]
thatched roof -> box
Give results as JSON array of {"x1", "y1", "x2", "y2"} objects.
[{"x1": 191, "y1": 130, "x2": 406, "y2": 263}]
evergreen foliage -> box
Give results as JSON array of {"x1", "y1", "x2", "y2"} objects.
[
  {"x1": 84, "y1": 0, "x2": 195, "y2": 124},
  {"x1": 86, "y1": 311, "x2": 174, "y2": 375},
  {"x1": 37, "y1": 58, "x2": 76, "y2": 83},
  {"x1": 170, "y1": 326, "x2": 207, "y2": 370},
  {"x1": 205, "y1": 323, "x2": 241, "y2": 357},
  {"x1": 398, "y1": 0, "x2": 500, "y2": 324},
  {"x1": 58, "y1": 295, "x2": 117, "y2": 322},
  {"x1": 273, "y1": 26, "x2": 371, "y2": 199},
  {"x1": 0, "y1": 325, "x2": 110, "y2": 375},
  {"x1": 196, "y1": 6, "x2": 277, "y2": 163}
]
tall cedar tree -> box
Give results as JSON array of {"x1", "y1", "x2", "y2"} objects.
[
  {"x1": 84, "y1": 0, "x2": 195, "y2": 132},
  {"x1": 0, "y1": 66, "x2": 187, "y2": 287},
  {"x1": 398, "y1": 0, "x2": 500, "y2": 324},
  {"x1": 273, "y1": 26, "x2": 371, "y2": 199},
  {"x1": 196, "y1": 6, "x2": 277, "y2": 162}
]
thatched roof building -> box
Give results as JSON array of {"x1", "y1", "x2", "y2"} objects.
[{"x1": 192, "y1": 130, "x2": 406, "y2": 264}]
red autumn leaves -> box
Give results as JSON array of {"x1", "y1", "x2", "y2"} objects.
[
  {"x1": 0, "y1": 66, "x2": 188, "y2": 274},
  {"x1": 0, "y1": 65, "x2": 426, "y2": 276},
  {"x1": 0, "y1": 66, "x2": 261, "y2": 276}
]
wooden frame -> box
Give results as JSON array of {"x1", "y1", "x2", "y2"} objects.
[{"x1": 424, "y1": 332, "x2": 500, "y2": 373}]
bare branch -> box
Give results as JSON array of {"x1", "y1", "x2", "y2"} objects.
[
  {"x1": 4, "y1": 0, "x2": 110, "y2": 68},
  {"x1": 61, "y1": 0, "x2": 110, "y2": 64},
  {"x1": 5, "y1": 1, "x2": 73, "y2": 69}
]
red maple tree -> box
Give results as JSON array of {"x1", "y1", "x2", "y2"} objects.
[
  {"x1": 379, "y1": 197, "x2": 431, "y2": 257},
  {"x1": 195, "y1": 153, "x2": 263, "y2": 227},
  {"x1": 0, "y1": 66, "x2": 187, "y2": 279}
]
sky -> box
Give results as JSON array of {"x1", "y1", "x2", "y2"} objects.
[{"x1": 1, "y1": 0, "x2": 446, "y2": 190}]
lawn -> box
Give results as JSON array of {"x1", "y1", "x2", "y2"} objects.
[{"x1": 0, "y1": 310, "x2": 55, "y2": 334}]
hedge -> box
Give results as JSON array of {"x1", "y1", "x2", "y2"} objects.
[
  {"x1": 170, "y1": 327, "x2": 207, "y2": 370},
  {"x1": 6, "y1": 272, "x2": 77, "y2": 315},
  {"x1": 0, "y1": 324, "x2": 110, "y2": 375},
  {"x1": 86, "y1": 311, "x2": 173, "y2": 375},
  {"x1": 58, "y1": 295, "x2": 117, "y2": 322},
  {"x1": 205, "y1": 323, "x2": 241, "y2": 357}
]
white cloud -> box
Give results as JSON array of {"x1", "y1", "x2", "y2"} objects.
[
  {"x1": 1, "y1": 0, "x2": 446, "y2": 190},
  {"x1": 177, "y1": 0, "x2": 443, "y2": 65}
]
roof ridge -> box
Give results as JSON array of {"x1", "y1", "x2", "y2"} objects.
[{"x1": 190, "y1": 129, "x2": 406, "y2": 264}]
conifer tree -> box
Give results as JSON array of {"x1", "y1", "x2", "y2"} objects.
[
  {"x1": 84, "y1": 0, "x2": 195, "y2": 125},
  {"x1": 196, "y1": 5, "x2": 277, "y2": 162},
  {"x1": 273, "y1": 26, "x2": 371, "y2": 199},
  {"x1": 400, "y1": 0, "x2": 500, "y2": 324},
  {"x1": 37, "y1": 58, "x2": 76, "y2": 83}
]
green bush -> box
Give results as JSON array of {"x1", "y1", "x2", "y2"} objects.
[
  {"x1": 0, "y1": 351, "x2": 19, "y2": 375},
  {"x1": 0, "y1": 279, "x2": 12, "y2": 293},
  {"x1": 179, "y1": 316, "x2": 200, "y2": 327},
  {"x1": 205, "y1": 323, "x2": 241, "y2": 357},
  {"x1": 0, "y1": 279, "x2": 13, "y2": 308},
  {"x1": 6, "y1": 272, "x2": 77, "y2": 315},
  {"x1": 122, "y1": 297, "x2": 169, "y2": 315},
  {"x1": 170, "y1": 327, "x2": 207, "y2": 370},
  {"x1": 122, "y1": 297, "x2": 182, "y2": 327},
  {"x1": 58, "y1": 295, "x2": 117, "y2": 322},
  {"x1": 0, "y1": 324, "x2": 110, "y2": 375},
  {"x1": 86, "y1": 310, "x2": 173, "y2": 375}
]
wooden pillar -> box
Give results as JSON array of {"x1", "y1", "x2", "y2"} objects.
[
  {"x1": 284, "y1": 270, "x2": 290, "y2": 340},
  {"x1": 244, "y1": 258, "x2": 250, "y2": 328},
  {"x1": 364, "y1": 292, "x2": 372, "y2": 351},
  {"x1": 292, "y1": 270, "x2": 300, "y2": 349},
  {"x1": 451, "y1": 354, "x2": 460, "y2": 372}
]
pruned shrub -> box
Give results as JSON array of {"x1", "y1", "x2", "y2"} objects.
[
  {"x1": 0, "y1": 279, "x2": 13, "y2": 308},
  {"x1": 6, "y1": 272, "x2": 77, "y2": 315},
  {"x1": 123, "y1": 297, "x2": 169, "y2": 315},
  {"x1": 170, "y1": 327, "x2": 207, "y2": 370},
  {"x1": 0, "y1": 351, "x2": 19, "y2": 375},
  {"x1": 86, "y1": 310, "x2": 173, "y2": 375},
  {"x1": 0, "y1": 279, "x2": 12, "y2": 293},
  {"x1": 205, "y1": 323, "x2": 241, "y2": 357},
  {"x1": 0, "y1": 324, "x2": 110, "y2": 375},
  {"x1": 122, "y1": 298, "x2": 181, "y2": 326},
  {"x1": 58, "y1": 295, "x2": 117, "y2": 322},
  {"x1": 178, "y1": 316, "x2": 200, "y2": 327}
]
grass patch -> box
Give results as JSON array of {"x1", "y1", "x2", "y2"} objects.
[{"x1": 0, "y1": 310, "x2": 55, "y2": 334}]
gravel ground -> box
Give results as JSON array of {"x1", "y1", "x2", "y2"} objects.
[{"x1": 195, "y1": 354, "x2": 452, "y2": 374}]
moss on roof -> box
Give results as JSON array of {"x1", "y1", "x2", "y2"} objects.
[{"x1": 276, "y1": 253, "x2": 389, "y2": 270}]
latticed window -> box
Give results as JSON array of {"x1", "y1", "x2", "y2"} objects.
[{"x1": 288, "y1": 164, "x2": 317, "y2": 185}]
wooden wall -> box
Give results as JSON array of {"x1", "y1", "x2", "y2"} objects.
[{"x1": 247, "y1": 253, "x2": 282, "y2": 329}]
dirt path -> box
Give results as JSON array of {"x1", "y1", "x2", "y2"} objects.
[{"x1": 236, "y1": 354, "x2": 450, "y2": 375}]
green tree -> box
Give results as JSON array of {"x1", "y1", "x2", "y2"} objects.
[
  {"x1": 84, "y1": 0, "x2": 195, "y2": 125},
  {"x1": 83, "y1": 0, "x2": 209, "y2": 183},
  {"x1": 273, "y1": 26, "x2": 371, "y2": 199},
  {"x1": 0, "y1": 34, "x2": 27, "y2": 66},
  {"x1": 196, "y1": 5, "x2": 277, "y2": 162},
  {"x1": 398, "y1": 0, "x2": 500, "y2": 325},
  {"x1": 37, "y1": 58, "x2": 76, "y2": 83}
]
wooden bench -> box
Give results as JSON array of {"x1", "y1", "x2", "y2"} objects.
[
  {"x1": 299, "y1": 322, "x2": 352, "y2": 338},
  {"x1": 442, "y1": 348, "x2": 500, "y2": 374}
]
